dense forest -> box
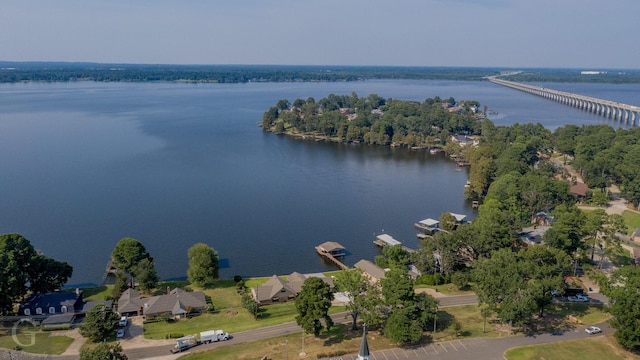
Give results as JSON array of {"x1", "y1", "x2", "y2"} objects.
[{"x1": 1, "y1": 62, "x2": 640, "y2": 83}]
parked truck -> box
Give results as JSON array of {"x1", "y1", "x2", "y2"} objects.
[
  {"x1": 171, "y1": 335, "x2": 199, "y2": 353},
  {"x1": 200, "y1": 329, "x2": 230, "y2": 343}
]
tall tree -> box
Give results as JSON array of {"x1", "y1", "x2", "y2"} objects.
[
  {"x1": 295, "y1": 277, "x2": 334, "y2": 336},
  {"x1": 334, "y1": 269, "x2": 369, "y2": 330},
  {"x1": 135, "y1": 258, "x2": 159, "y2": 292},
  {"x1": 79, "y1": 304, "x2": 120, "y2": 342},
  {"x1": 187, "y1": 243, "x2": 219, "y2": 287},
  {"x1": 28, "y1": 254, "x2": 73, "y2": 294},
  {"x1": 602, "y1": 266, "x2": 640, "y2": 351},
  {"x1": 0, "y1": 233, "x2": 73, "y2": 315},
  {"x1": 111, "y1": 237, "x2": 152, "y2": 288}
]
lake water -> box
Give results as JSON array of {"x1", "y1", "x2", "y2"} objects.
[{"x1": 1, "y1": 80, "x2": 638, "y2": 286}]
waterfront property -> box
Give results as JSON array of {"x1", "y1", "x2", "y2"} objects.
[
  {"x1": 251, "y1": 272, "x2": 335, "y2": 305},
  {"x1": 117, "y1": 288, "x2": 207, "y2": 319},
  {"x1": 354, "y1": 259, "x2": 387, "y2": 283},
  {"x1": 373, "y1": 234, "x2": 401, "y2": 247},
  {"x1": 315, "y1": 241, "x2": 349, "y2": 270},
  {"x1": 414, "y1": 218, "x2": 440, "y2": 235},
  {"x1": 19, "y1": 289, "x2": 113, "y2": 327}
]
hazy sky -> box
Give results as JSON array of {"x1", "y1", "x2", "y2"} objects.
[{"x1": 2, "y1": 0, "x2": 638, "y2": 68}]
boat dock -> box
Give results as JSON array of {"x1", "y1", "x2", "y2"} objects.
[
  {"x1": 315, "y1": 241, "x2": 349, "y2": 270},
  {"x1": 373, "y1": 234, "x2": 415, "y2": 253}
]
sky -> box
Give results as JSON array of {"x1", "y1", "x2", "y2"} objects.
[{"x1": 1, "y1": 0, "x2": 639, "y2": 69}]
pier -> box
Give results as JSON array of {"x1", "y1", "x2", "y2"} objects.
[{"x1": 315, "y1": 241, "x2": 349, "y2": 270}]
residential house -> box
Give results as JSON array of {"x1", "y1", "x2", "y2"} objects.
[
  {"x1": 252, "y1": 272, "x2": 334, "y2": 305},
  {"x1": 354, "y1": 259, "x2": 387, "y2": 283},
  {"x1": 532, "y1": 212, "x2": 554, "y2": 226},
  {"x1": 450, "y1": 135, "x2": 479, "y2": 147},
  {"x1": 141, "y1": 288, "x2": 206, "y2": 319},
  {"x1": 117, "y1": 288, "x2": 207, "y2": 319},
  {"x1": 20, "y1": 289, "x2": 112, "y2": 327},
  {"x1": 570, "y1": 182, "x2": 589, "y2": 201},
  {"x1": 117, "y1": 288, "x2": 145, "y2": 317}
]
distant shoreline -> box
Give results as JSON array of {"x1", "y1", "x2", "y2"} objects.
[{"x1": 2, "y1": 62, "x2": 640, "y2": 84}]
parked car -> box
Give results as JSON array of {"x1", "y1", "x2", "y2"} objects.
[
  {"x1": 117, "y1": 328, "x2": 125, "y2": 338},
  {"x1": 568, "y1": 295, "x2": 589, "y2": 302},
  {"x1": 551, "y1": 289, "x2": 561, "y2": 297},
  {"x1": 118, "y1": 316, "x2": 128, "y2": 327},
  {"x1": 585, "y1": 326, "x2": 602, "y2": 334}
]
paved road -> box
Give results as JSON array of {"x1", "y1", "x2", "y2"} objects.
[
  {"x1": 0, "y1": 293, "x2": 607, "y2": 360},
  {"x1": 438, "y1": 294, "x2": 478, "y2": 308},
  {"x1": 319, "y1": 322, "x2": 613, "y2": 360}
]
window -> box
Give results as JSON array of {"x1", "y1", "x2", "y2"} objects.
[
  {"x1": 49, "y1": 307, "x2": 55, "y2": 314},
  {"x1": 61, "y1": 306, "x2": 68, "y2": 313},
  {"x1": 24, "y1": 308, "x2": 31, "y2": 316},
  {"x1": 36, "y1": 308, "x2": 42, "y2": 315}
]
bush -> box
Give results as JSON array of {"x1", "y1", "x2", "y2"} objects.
[
  {"x1": 233, "y1": 275, "x2": 243, "y2": 283},
  {"x1": 451, "y1": 271, "x2": 470, "y2": 290},
  {"x1": 166, "y1": 333, "x2": 185, "y2": 339},
  {"x1": 42, "y1": 324, "x2": 71, "y2": 331},
  {"x1": 316, "y1": 350, "x2": 347, "y2": 359}
]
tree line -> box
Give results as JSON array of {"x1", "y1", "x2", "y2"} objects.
[
  {"x1": 262, "y1": 93, "x2": 483, "y2": 147},
  {"x1": 2, "y1": 62, "x2": 639, "y2": 84}
]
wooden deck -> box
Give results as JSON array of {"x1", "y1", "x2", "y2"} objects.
[{"x1": 315, "y1": 245, "x2": 349, "y2": 270}]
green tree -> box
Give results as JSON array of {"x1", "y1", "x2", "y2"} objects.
[
  {"x1": 111, "y1": 238, "x2": 152, "y2": 288},
  {"x1": 187, "y1": 243, "x2": 219, "y2": 287},
  {"x1": 27, "y1": 254, "x2": 73, "y2": 295},
  {"x1": 79, "y1": 304, "x2": 120, "y2": 342},
  {"x1": 294, "y1": 277, "x2": 334, "y2": 336},
  {"x1": 335, "y1": 269, "x2": 369, "y2": 330},
  {"x1": 384, "y1": 307, "x2": 423, "y2": 344},
  {"x1": 602, "y1": 266, "x2": 640, "y2": 351},
  {"x1": 112, "y1": 270, "x2": 129, "y2": 299},
  {"x1": 0, "y1": 233, "x2": 73, "y2": 315},
  {"x1": 135, "y1": 258, "x2": 159, "y2": 292},
  {"x1": 439, "y1": 212, "x2": 457, "y2": 232},
  {"x1": 79, "y1": 342, "x2": 128, "y2": 360},
  {"x1": 381, "y1": 245, "x2": 410, "y2": 269}
]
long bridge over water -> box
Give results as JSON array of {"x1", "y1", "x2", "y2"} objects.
[{"x1": 489, "y1": 77, "x2": 640, "y2": 127}]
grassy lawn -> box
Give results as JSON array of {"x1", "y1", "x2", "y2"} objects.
[
  {"x1": 82, "y1": 285, "x2": 113, "y2": 301},
  {"x1": 0, "y1": 331, "x2": 74, "y2": 355},
  {"x1": 144, "y1": 276, "x2": 346, "y2": 340},
  {"x1": 505, "y1": 335, "x2": 640, "y2": 360},
  {"x1": 622, "y1": 210, "x2": 640, "y2": 235}
]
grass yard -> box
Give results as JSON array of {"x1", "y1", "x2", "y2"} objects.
[
  {"x1": 144, "y1": 275, "x2": 347, "y2": 340},
  {"x1": 622, "y1": 210, "x2": 640, "y2": 236},
  {"x1": 0, "y1": 331, "x2": 74, "y2": 355},
  {"x1": 505, "y1": 335, "x2": 640, "y2": 360}
]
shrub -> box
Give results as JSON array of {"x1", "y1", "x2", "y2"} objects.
[
  {"x1": 233, "y1": 275, "x2": 243, "y2": 283},
  {"x1": 166, "y1": 333, "x2": 185, "y2": 339}
]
